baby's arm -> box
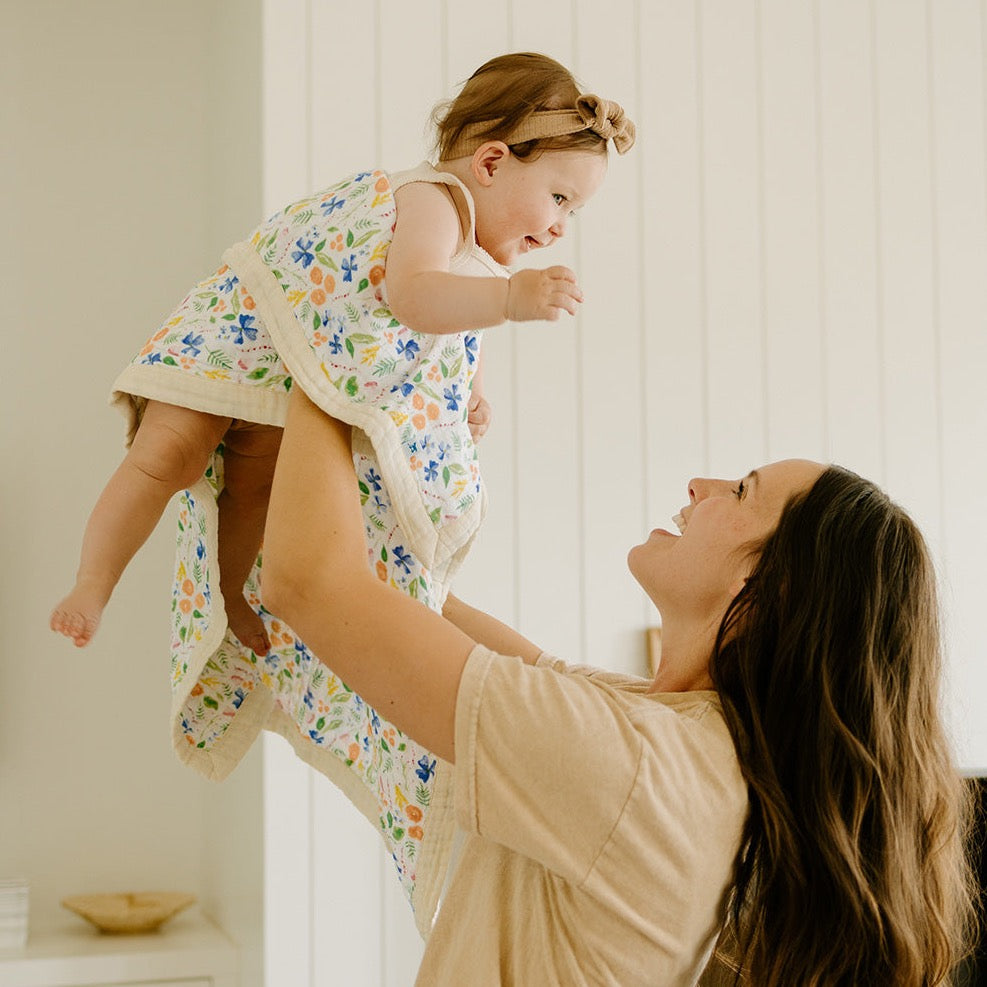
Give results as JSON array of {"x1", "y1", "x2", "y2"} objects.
[
  {"x1": 386, "y1": 182, "x2": 582, "y2": 333},
  {"x1": 467, "y1": 349, "x2": 491, "y2": 441}
]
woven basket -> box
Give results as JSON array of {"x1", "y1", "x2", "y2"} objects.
[{"x1": 61, "y1": 891, "x2": 196, "y2": 933}]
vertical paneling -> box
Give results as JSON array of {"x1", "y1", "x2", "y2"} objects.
[
  {"x1": 928, "y1": 0, "x2": 987, "y2": 768},
  {"x1": 640, "y1": 0, "x2": 707, "y2": 611},
  {"x1": 816, "y1": 0, "x2": 884, "y2": 477},
  {"x1": 873, "y1": 0, "x2": 942, "y2": 553},
  {"x1": 309, "y1": 0, "x2": 379, "y2": 181},
  {"x1": 377, "y1": 0, "x2": 444, "y2": 167},
  {"x1": 509, "y1": 5, "x2": 584, "y2": 658},
  {"x1": 576, "y1": 0, "x2": 649, "y2": 672},
  {"x1": 759, "y1": 0, "x2": 825, "y2": 462},
  {"x1": 700, "y1": 0, "x2": 767, "y2": 475}
]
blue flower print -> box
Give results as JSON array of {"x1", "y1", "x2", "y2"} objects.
[
  {"x1": 365, "y1": 468, "x2": 382, "y2": 491},
  {"x1": 233, "y1": 314, "x2": 257, "y2": 345},
  {"x1": 464, "y1": 333, "x2": 478, "y2": 365},
  {"x1": 416, "y1": 756, "x2": 436, "y2": 783},
  {"x1": 182, "y1": 331, "x2": 205, "y2": 356},
  {"x1": 444, "y1": 384, "x2": 462, "y2": 411},
  {"x1": 320, "y1": 194, "x2": 345, "y2": 216},
  {"x1": 308, "y1": 730, "x2": 325, "y2": 745},
  {"x1": 144, "y1": 352, "x2": 162, "y2": 365},
  {"x1": 218, "y1": 275, "x2": 238, "y2": 293},
  {"x1": 392, "y1": 545, "x2": 413, "y2": 575},
  {"x1": 354, "y1": 171, "x2": 372, "y2": 182},
  {"x1": 373, "y1": 495, "x2": 388, "y2": 514},
  {"x1": 396, "y1": 339, "x2": 420, "y2": 361},
  {"x1": 391, "y1": 380, "x2": 415, "y2": 397},
  {"x1": 341, "y1": 254, "x2": 358, "y2": 282},
  {"x1": 232, "y1": 687, "x2": 247, "y2": 709},
  {"x1": 292, "y1": 237, "x2": 315, "y2": 268},
  {"x1": 329, "y1": 333, "x2": 343, "y2": 355},
  {"x1": 196, "y1": 540, "x2": 206, "y2": 560},
  {"x1": 436, "y1": 442, "x2": 449, "y2": 462},
  {"x1": 303, "y1": 689, "x2": 314, "y2": 710},
  {"x1": 424, "y1": 460, "x2": 438, "y2": 482},
  {"x1": 371, "y1": 709, "x2": 381, "y2": 734}
]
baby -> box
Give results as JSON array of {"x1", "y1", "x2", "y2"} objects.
[{"x1": 50, "y1": 52, "x2": 634, "y2": 655}]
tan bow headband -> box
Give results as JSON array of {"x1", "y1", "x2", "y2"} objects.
[{"x1": 446, "y1": 94, "x2": 636, "y2": 158}]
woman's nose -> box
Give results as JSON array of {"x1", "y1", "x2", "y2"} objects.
[{"x1": 688, "y1": 478, "x2": 705, "y2": 504}]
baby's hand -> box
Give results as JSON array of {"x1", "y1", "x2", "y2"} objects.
[
  {"x1": 506, "y1": 267, "x2": 583, "y2": 322},
  {"x1": 468, "y1": 391, "x2": 492, "y2": 441}
]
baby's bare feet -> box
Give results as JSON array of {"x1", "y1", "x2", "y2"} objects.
[
  {"x1": 50, "y1": 581, "x2": 110, "y2": 647},
  {"x1": 225, "y1": 593, "x2": 270, "y2": 655}
]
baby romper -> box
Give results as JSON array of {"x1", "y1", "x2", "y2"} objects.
[{"x1": 111, "y1": 162, "x2": 507, "y2": 933}]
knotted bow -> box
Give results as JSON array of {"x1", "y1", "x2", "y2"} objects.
[{"x1": 445, "y1": 94, "x2": 637, "y2": 158}]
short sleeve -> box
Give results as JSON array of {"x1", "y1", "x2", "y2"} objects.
[{"x1": 453, "y1": 645, "x2": 644, "y2": 886}]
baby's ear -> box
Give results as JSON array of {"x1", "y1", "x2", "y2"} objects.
[{"x1": 471, "y1": 141, "x2": 510, "y2": 186}]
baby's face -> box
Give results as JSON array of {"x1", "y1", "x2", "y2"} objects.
[{"x1": 473, "y1": 149, "x2": 607, "y2": 266}]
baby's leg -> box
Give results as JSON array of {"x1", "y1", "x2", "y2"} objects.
[
  {"x1": 51, "y1": 402, "x2": 231, "y2": 646},
  {"x1": 217, "y1": 421, "x2": 283, "y2": 654}
]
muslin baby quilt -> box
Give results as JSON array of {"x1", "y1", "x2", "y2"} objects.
[{"x1": 111, "y1": 165, "x2": 502, "y2": 935}]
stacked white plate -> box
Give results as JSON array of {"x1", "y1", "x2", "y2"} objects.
[{"x1": 0, "y1": 879, "x2": 28, "y2": 948}]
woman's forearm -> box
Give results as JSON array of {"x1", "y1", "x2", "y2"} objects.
[
  {"x1": 262, "y1": 390, "x2": 475, "y2": 762},
  {"x1": 442, "y1": 594, "x2": 542, "y2": 664}
]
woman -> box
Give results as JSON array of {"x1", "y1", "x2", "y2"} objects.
[{"x1": 262, "y1": 389, "x2": 974, "y2": 985}]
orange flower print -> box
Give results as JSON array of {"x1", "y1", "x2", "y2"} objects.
[
  {"x1": 375, "y1": 176, "x2": 388, "y2": 193},
  {"x1": 310, "y1": 266, "x2": 324, "y2": 285},
  {"x1": 182, "y1": 579, "x2": 195, "y2": 596},
  {"x1": 242, "y1": 294, "x2": 256, "y2": 310},
  {"x1": 427, "y1": 364, "x2": 442, "y2": 382},
  {"x1": 369, "y1": 265, "x2": 385, "y2": 286},
  {"x1": 330, "y1": 233, "x2": 344, "y2": 251},
  {"x1": 412, "y1": 413, "x2": 426, "y2": 431},
  {"x1": 195, "y1": 593, "x2": 206, "y2": 608},
  {"x1": 412, "y1": 392, "x2": 425, "y2": 410},
  {"x1": 311, "y1": 288, "x2": 327, "y2": 306},
  {"x1": 426, "y1": 402, "x2": 439, "y2": 421},
  {"x1": 324, "y1": 274, "x2": 335, "y2": 293},
  {"x1": 190, "y1": 683, "x2": 204, "y2": 697},
  {"x1": 375, "y1": 560, "x2": 388, "y2": 581},
  {"x1": 408, "y1": 826, "x2": 424, "y2": 841},
  {"x1": 406, "y1": 804, "x2": 423, "y2": 822},
  {"x1": 348, "y1": 742, "x2": 360, "y2": 762},
  {"x1": 179, "y1": 598, "x2": 192, "y2": 614}
]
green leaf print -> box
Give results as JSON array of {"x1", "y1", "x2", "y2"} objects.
[
  {"x1": 442, "y1": 466, "x2": 451, "y2": 487},
  {"x1": 358, "y1": 481, "x2": 370, "y2": 495},
  {"x1": 380, "y1": 546, "x2": 388, "y2": 561},
  {"x1": 316, "y1": 717, "x2": 325, "y2": 731},
  {"x1": 345, "y1": 337, "x2": 355, "y2": 357},
  {"x1": 163, "y1": 356, "x2": 178, "y2": 366},
  {"x1": 357, "y1": 278, "x2": 370, "y2": 293},
  {"x1": 315, "y1": 239, "x2": 326, "y2": 253},
  {"x1": 312, "y1": 311, "x2": 321, "y2": 331},
  {"x1": 247, "y1": 368, "x2": 269, "y2": 379},
  {"x1": 207, "y1": 348, "x2": 234, "y2": 370},
  {"x1": 345, "y1": 376, "x2": 358, "y2": 397},
  {"x1": 429, "y1": 507, "x2": 441, "y2": 524},
  {"x1": 316, "y1": 252, "x2": 338, "y2": 271},
  {"x1": 203, "y1": 696, "x2": 219, "y2": 710},
  {"x1": 372, "y1": 359, "x2": 397, "y2": 377},
  {"x1": 349, "y1": 333, "x2": 378, "y2": 344},
  {"x1": 393, "y1": 828, "x2": 405, "y2": 841},
  {"x1": 416, "y1": 784, "x2": 432, "y2": 807}
]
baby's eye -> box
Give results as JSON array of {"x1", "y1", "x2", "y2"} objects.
[{"x1": 553, "y1": 193, "x2": 567, "y2": 206}]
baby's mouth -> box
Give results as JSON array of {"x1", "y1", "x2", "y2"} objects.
[{"x1": 672, "y1": 512, "x2": 687, "y2": 533}]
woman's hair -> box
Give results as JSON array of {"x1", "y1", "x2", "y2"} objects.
[
  {"x1": 709, "y1": 465, "x2": 977, "y2": 985},
  {"x1": 432, "y1": 52, "x2": 608, "y2": 160}
]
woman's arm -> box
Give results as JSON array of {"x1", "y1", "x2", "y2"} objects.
[
  {"x1": 442, "y1": 594, "x2": 542, "y2": 665},
  {"x1": 262, "y1": 389, "x2": 476, "y2": 762}
]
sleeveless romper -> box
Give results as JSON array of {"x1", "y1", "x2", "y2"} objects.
[{"x1": 110, "y1": 162, "x2": 508, "y2": 933}]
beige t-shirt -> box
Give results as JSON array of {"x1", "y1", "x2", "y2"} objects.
[{"x1": 416, "y1": 645, "x2": 748, "y2": 986}]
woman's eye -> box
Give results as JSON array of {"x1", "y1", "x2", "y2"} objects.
[{"x1": 733, "y1": 480, "x2": 746, "y2": 500}]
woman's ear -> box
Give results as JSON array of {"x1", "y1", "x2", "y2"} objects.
[{"x1": 471, "y1": 141, "x2": 510, "y2": 186}]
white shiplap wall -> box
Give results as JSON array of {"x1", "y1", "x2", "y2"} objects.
[{"x1": 261, "y1": 1, "x2": 987, "y2": 983}]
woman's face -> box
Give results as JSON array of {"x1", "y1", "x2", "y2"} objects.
[{"x1": 628, "y1": 459, "x2": 825, "y2": 624}]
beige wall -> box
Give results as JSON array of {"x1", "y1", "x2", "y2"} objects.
[{"x1": 1, "y1": 0, "x2": 264, "y2": 958}]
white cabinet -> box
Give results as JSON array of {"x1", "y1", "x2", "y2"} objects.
[{"x1": 0, "y1": 913, "x2": 237, "y2": 987}]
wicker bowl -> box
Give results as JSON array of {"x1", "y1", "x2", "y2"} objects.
[{"x1": 61, "y1": 891, "x2": 196, "y2": 933}]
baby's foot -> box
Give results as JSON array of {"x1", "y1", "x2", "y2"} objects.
[
  {"x1": 225, "y1": 594, "x2": 270, "y2": 655},
  {"x1": 50, "y1": 582, "x2": 108, "y2": 647}
]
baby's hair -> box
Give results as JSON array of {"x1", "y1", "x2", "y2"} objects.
[{"x1": 433, "y1": 52, "x2": 608, "y2": 161}]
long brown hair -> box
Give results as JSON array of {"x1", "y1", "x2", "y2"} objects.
[
  {"x1": 709, "y1": 466, "x2": 976, "y2": 985},
  {"x1": 432, "y1": 52, "x2": 608, "y2": 160}
]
